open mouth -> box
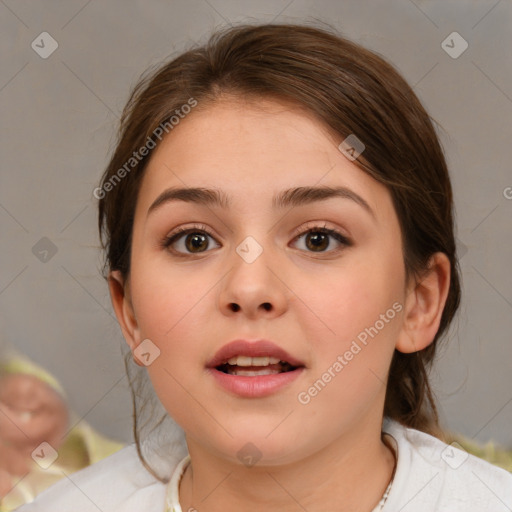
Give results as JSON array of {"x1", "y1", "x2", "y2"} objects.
[{"x1": 216, "y1": 356, "x2": 299, "y2": 376}]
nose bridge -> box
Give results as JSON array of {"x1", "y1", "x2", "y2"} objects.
[{"x1": 217, "y1": 229, "x2": 286, "y2": 317}]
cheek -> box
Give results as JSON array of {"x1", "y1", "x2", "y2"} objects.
[
  {"x1": 131, "y1": 253, "x2": 208, "y2": 340},
  {"x1": 294, "y1": 269, "x2": 403, "y2": 428},
  {"x1": 296, "y1": 250, "x2": 405, "y2": 416},
  {"x1": 302, "y1": 251, "x2": 404, "y2": 350},
  {"x1": 130, "y1": 259, "x2": 210, "y2": 395}
]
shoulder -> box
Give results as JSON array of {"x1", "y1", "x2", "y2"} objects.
[
  {"x1": 14, "y1": 444, "x2": 169, "y2": 512},
  {"x1": 382, "y1": 418, "x2": 512, "y2": 511}
]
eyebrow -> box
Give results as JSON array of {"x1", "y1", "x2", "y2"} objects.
[{"x1": 147, "y1": 185, "x2": 375, "y2": 219}]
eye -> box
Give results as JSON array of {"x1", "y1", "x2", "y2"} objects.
[
  {"x1": 161, "y1": 224, "x2": 220, "y2": 256},
  {"x1": 161, "y1": 222, "x2": 351, "y2": 257},
  {"x1": 291, "y1": 223, "x2": 351, "y2": 254}
]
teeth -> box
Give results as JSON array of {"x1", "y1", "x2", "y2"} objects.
[
  {"x1": 227, "y1": 367, "x2": 280, "y2": 376},
  {"x1": 226, "y1": 355, "x2": 281, "y2": 366}
]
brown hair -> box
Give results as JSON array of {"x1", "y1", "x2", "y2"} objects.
[{"x1": 98, "y1": 21, "x2": 461, "y2": 480}]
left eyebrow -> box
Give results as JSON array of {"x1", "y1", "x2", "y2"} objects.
[{"x1": 147, "y1": 186, "x2": 375, "y2": 219}]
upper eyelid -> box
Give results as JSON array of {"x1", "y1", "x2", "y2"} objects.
[
  {"x1": 291, "y1": 221, "x2": 350, "y2": 241},
  {"x1": 166, "y1": 222, "x2": 346, "y2": 240}
]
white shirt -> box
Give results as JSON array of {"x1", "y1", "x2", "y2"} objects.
[{"x1": 14, "y1": 417, "x2": 512, "y2": 512}]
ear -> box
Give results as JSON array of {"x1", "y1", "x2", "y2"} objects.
[
  {"x1": 108, "y1": 270, "x2": 143, "y2": 366},
  {"x1": 396, "y1": 252, "x2": 451, "y2": 353}
]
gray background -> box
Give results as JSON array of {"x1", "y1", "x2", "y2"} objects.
[{"x1": 1, "y1": 0, "x2": 511, "y2": 447}]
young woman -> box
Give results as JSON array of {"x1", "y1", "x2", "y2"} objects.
[{"x1": 15, "y1": 22, "x2": 512, "y2": 512}]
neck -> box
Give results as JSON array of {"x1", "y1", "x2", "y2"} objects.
[{"x1": 178, "y1": 416, "x2": 396, "y2": 512}]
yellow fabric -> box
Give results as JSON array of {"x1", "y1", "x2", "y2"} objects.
[
  {"x1": 0, "y1": 355, "x2": 124, "y2": 512},
  {"x1": 0, "y1": 420, "x2": 124, "y2": 511},
  {"x1": 444, "y1": 431, "x2": 512, "y2": 473},
  {"x1": 1, "y1": 354, "x2": 510, "y2": 510},
  {"x1": 3, "y1": 427, "x2": 509, "y2": 512},
  {"x1": 0, "y1": 357, "x2": 66, "y2": 399}
]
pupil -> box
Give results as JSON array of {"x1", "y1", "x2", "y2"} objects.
[
  {"x1": 186, "y1": 233, "x2": 207, "y2": 252},
  {"x1": 307, "y1": 232, "x2": 328, "y2": 251}
]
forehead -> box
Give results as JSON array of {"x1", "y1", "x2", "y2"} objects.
[
  {"x1": 151, "y1": 96, "x2": 338, "y2": 171},
  {"x1": 135, "y1": 97, "x2": 393, "y2": 221}
]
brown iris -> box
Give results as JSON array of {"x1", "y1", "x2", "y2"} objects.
[
  {"x1": 305, "y1": 232, "x2": 329, "y2": 251},
  {"x1": 185, "y1": 232, "x2": 209, "y2": 253}
]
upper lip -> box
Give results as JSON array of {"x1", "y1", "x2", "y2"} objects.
[{"x1": 206, "y1": 339, "x2": 306, "y2": 368}]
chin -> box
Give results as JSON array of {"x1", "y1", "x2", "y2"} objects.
[{"x1": 202, "y1": 428, "x2": 308, "y2": 469}]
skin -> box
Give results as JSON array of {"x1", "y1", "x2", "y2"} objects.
[
  {"x1": 0, "y1": 374, "x2": 69, "y2": 497},
  {"x1": 109, "y1": 96, "x2": 450, "y2": 512}
]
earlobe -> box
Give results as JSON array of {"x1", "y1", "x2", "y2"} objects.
[
  {"x1": 108, "y1": 270, "x2": 143, "y2": 364},
  {"x1": 396, "y1": 252, "x2": 451, "y2": 354}
]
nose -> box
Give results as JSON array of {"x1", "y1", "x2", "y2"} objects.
[{"x1": 217, "y1": 242, "x2": 288, "y2": 320}]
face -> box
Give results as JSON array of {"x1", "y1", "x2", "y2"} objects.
[
  {"x1": 0, "y1": 374, "x2": 68, "y2": 455},
  {"x1": 116, "y1": 97, "x2": 411, "y2": 466}
]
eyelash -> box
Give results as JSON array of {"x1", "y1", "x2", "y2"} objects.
[{"x1": 161, "y1": 222, "x2": 351, "y2": 257}]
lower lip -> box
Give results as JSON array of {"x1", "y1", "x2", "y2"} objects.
[{"x1": 207, "y1": 367, "x2": 305, "y2": 398}]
